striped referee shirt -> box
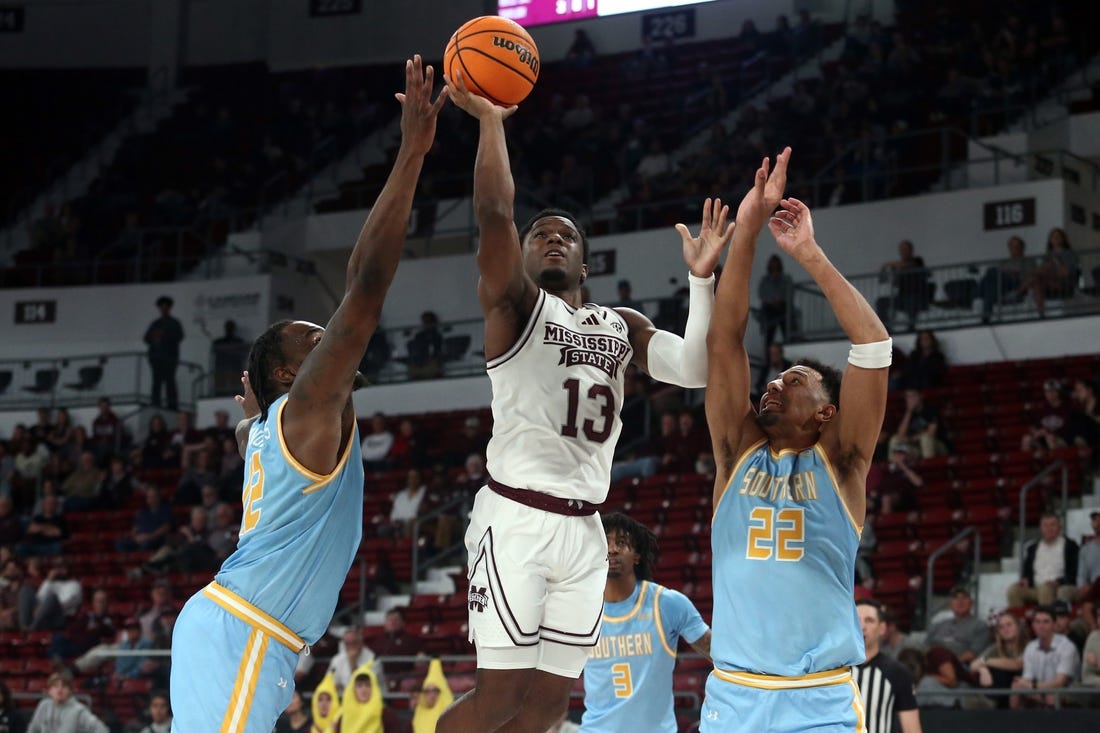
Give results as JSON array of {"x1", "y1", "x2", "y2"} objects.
[{"x1": 855, "y1": 652, "x2": 919, "y2": 733}]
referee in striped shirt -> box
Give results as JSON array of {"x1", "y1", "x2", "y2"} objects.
[{"x1": 855, "y1": 600, "x2": 922, "y2": 733}]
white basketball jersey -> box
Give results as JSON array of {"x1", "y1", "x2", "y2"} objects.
[{"x1": 486, "y1": 289, "x2": 633, "y2": 504}]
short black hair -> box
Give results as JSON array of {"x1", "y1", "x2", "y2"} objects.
[
  {"x1": 602, "y1": 512, "x2": 658, "y2": 581},
  {"x1": 519, "y1": 208, "x2": 590, "y2": 264},
  {"x1": 793, "y1": 357, "x2": 842, "y2": 406},
  {"x1": 856, "y1": 598, "x2": 883, "y2": 622},
  {"x1": 247, "y1": 320, "x2": 293, "y2": 422},
  {"x1": 1032, "y1": 605, "x2": 1056, "y2": 621}
]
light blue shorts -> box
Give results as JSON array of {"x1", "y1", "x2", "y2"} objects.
[
  {"x1": 700, "y1": 667, "x2": 866, "y2": 733},
  {"x1": 170, "y1": 582, "x2": 304, "y2": 733}
]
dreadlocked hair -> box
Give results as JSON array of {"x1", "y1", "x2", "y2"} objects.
[
  {"x1": 519, "y1": 208, "x2": 590, "y2": 264},
  {"x1": 602, "y1": 512, "x2": 658, "y2": 581},
  {"x1": 247, "y1": 320, "x2": 293, "y2": 422},
  {"x1": 793, "y1": 357, "x2": 843, "y2": 407}
]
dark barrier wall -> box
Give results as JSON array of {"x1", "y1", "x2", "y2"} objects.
[{"x1": 922, "y1": 708, "x2": 1099, "y2": 733}]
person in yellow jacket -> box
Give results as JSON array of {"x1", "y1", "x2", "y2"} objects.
[
  {"x1": 411, "y1": 659, "x2": 454, "y2": 733},
  {"x1": 312, "y1": 673, "x2": 341, "y2": 733}
]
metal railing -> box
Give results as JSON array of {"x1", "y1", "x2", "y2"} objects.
[
  {"x1": 0, "y1": 351, "x2": 203, "y2": 411},
  {"x1": 925, "y1": 526, "x2": 981, "y2": 621},
  {"x1": 1016, "y1": 460, "x2": 1069, "y2": 569}
]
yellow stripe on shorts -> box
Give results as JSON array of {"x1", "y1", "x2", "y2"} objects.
[{"x1": 220, "y1": 628, "x2": 270, "y2": 733}]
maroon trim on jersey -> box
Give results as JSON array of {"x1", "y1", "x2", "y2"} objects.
[
  {"x1": 539, "y1": 611, "x2": 603, "y2": 646},
  {"x1": 488, "y1": 479, "x2": 601, "y2": 516},
  {"x1": 487, "y1": 288, "x2": 546, "y2": 371},
  {"x1": 473, "y1": 526, "x2": 539, "y2": 646}
]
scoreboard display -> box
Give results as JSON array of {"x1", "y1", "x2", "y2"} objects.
[{"x1": 498, "y1": 0, "x2": 718, "y2": 28}]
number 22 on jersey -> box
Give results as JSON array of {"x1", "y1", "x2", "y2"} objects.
[
  {"x1": 746, "y1": 506, "x2": 804, "y2": 561},
  {"x1": 240, "y1": 452, "x2": 264, "y2": 535}
]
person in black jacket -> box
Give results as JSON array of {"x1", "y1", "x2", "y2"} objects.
[{"x1": 1007, "y1": 512, "x2": 1079, "y2": 608}]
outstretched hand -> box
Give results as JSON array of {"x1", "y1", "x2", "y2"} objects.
[
  {"x1": 675, "y1": 197, "x2": 734, "y2": 278},
  {"x1": 736, "y1": 146, "x2": 792, "y2": 233},
  {"x1": 235, "y1": 371, "x2": 260, "y2": 420},
  {"x1": 444, "y1": 69, "x2": 518, "y2": 121},
  {"x1": 396, "y1": 55, "x2": 449, "y2": 157},
  {"x1": 768, "y1": 197, "x2": 820, "y2": 263}
]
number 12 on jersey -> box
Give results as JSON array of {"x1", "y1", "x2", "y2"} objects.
[{"x1": 746, "y1": 506, "x2": 804, "y2": 561}]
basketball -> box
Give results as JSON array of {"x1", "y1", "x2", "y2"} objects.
[{"x1": 444, "y1": 15, "x2": 540, "y2": 106}]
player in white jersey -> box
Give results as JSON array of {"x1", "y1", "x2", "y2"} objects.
[{"x1": 439, "y1": 72, "x2": 733, "y2": 733}]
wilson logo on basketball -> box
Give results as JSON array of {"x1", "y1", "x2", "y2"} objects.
[{"x1": 491, "y1": 35, "x2": 539, "y2": 75}]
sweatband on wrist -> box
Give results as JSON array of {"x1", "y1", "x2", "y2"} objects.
[{"x1": 848, "y1": 338, "x2": 893, "y2": 369}]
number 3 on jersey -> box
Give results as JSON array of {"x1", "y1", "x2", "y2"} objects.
[
  {"x1": 240, "y1": 452, "x2": 264, "y2": 535},
  {"x1": 561, "y1": 378, "x2": 615, "y2": 443},
  {"x1": 611, "y1": 662, "x2": 633, "y2": 698},
  {"x1": 746, "y1": 507, "x2": 804, "y2": 561}
]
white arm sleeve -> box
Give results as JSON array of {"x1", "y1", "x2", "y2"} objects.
[{"x1": 645, "y1": 272, "x2": 714, "y2": 388}]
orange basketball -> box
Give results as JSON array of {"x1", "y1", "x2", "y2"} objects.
[{"x1": 444, "y1": 15, "x2": 540, "y2": 107}]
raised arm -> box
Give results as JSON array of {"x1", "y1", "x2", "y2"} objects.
[
  {"x1": 445, "y1": 70, "x2": 539, "y2": 360},
  {"x1": 620, "y1": 198, "x2": 733, "y2": 388},
  {"x1": 706, "y1": 149, "x2": 790, "y2": 484},
  {"x1": 283, "y1": 56, "x2": 447, "y2": 473},
  {"x1": 768, "y1": 198, "x2": 889, "y2": 514}
]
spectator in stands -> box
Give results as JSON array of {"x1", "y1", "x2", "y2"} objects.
[
  {"x1": 275, "y1": 688, "x2": 311, "y2": 733},
  {"x1": 635, "y1": 139, "x2": 674, "y2": 184},
  {"x1": 137, "y1": 579, "x2": 176, "y2": 644},
  {"x1": 889, "y1": 388, "x2": 947, "y2": 458},
  {"x1": 216, "y1": 436, "x2": 244, "y2": 496},
  {"x1": 91, "y1": 397, "x2": 123, "y2": 466},
  {"x1": 1051, "y1": 599, "x2": 1087, "y2": 654},
  {"x1": 328, "y1": 626, "x2": 381, "y2": 697},
  {"x1": 868, "y1": 440, "x2": 922, "y2": 515},
  {"x1": 49, "y1": 586, "x2": 116, "y2": 661},
  {"x1": 979, "y1": 235, "x2": 1033, "y2": 323},
  {"x1": 96, "y1": 455, "x2": 133, "y2": 509},
  {"x1": 114, "y1": 486, "x2": 173, "y2": 553},
  {"x1": 754, "y1": 342, "x2": 793, "y2": 396},
  {"x1": 876, "y1": 239, "x2": 931, "y2": 332},
  {"x1": 30, "y1": 557, "x2": 82, "y2": 631},
  {"x1": 448, "y1": 415, "x2": 489, "y2": 466},
  {"x1": 16, "y1": 493, "x2": 67, "y2": 557},
  {"x1": 1018, "y1": 227, "x2": 1079, "y2": 318},
  {"x1": 925, "y1": 586, "x2": 992, "y2": 665},
  {"x1": 145, "y1": 506, "x2": 213, "y2": 574},
  {"x1": 879, "y1": 606, "x2": 911, "y2": 659},
  {"x1": 0, "y1": 679, "x2": 25, "y2": 733},
  {"x1": 211, "y1": 319, "x2": 247, "y2": 396},
  {"x1": 144, "y1": 295, "x2": 184, "y2": 410},
  {"x1": 171, "y1": 411, "x2": 205, "y2": 465},
  {"x1": 25, "y1": 670, "x2": 108, "y2": 733},
  {"x1": 660, "y1": 410, "x2": 708, "y2": 473},
  {"x1": 197, "y1": 483, "x2": 225, "y2": 529},
  {"x1": 412, "y1": 659, "x2": 454, "y2": 733},
  {"x1": 361, "y1": 328, "x2": 393, "y2": 382},
  {"x1": 611, "y1": 279, "x2": 644, "y2": 311},
  {"x1": 916, "y1": 645, "x2": 966, "y2": 708},
  {"x1": 0, "y1": 557, "x2": 36, "y2": 630},
  {"x1": 0, "y1": 442, "x2": 13, "y2": 502},
  {"x1": 969, "y1": 611, "x2": 1028, "y2": 708},
  {"x1": 334, "y1": 664, "x2": 404, "y2": 733},
  {"x1": 1068, "y1": 378, "x2": 1100, "y2": 451},
  {"x1": 1021, "y1": 379, "x2": 1073, "y2": 454},
  {"x1": 136, "y1": 690, "x2": 172, "y2": 733},
  {"x1": 564, "y1": 28, "x2": 596, "y2": 69},
  {"x1": 12, "y1": 436, "x2": 48, "y2": 512},
  {"x1": 1076, "y1": 511, "x2": 1100, "y2": 633},
  {"x1": 407, "y1": 310, "x2": 444, "y2": 380},
  {"x1": 1083, "y1": 605, "x2": 1100, "y2": 689},
  {"x1": 1007, "y1": 512, "x2": 1080, "y2": 607},
  {"x1": 60, "y1": 451, "x2": 101, "y2": 512},
  {"x1": 757, "y1": 254, "x2": 793, "y2": 347},
  {"x1": 1010, "y1": 605, "x2": 1079, "y2": 708},
  {"x1": 361, "y1": 412, "x2": 395, "y2": 471},
  {"x1": 854, "y1": 599, "x2": 920, "y2": 733},
  {"x1": 173, "y1": 447, "x2": 217, "y2": 506},
  {"x1": 386, "y1": 468, "x2": 427, "y2": 538},
  {"x1": 0, "y1": 496, "x2": 20, "y2": 547},
  {"x1": 141, "y1": 414, "x2": 178, "y2": 470},
  {"x1": 29, "y1": 408, "x2": 53, "y2": 446},
  {"x1": 370, "y1": 607, "x2": 424, "y2": 681},
  {"x1": 206, "y1": 503, "x2": 239, "y2": 565},
  {"x1": 901, "y1": 329, "x2": 948, "y2": 390},
  {"x1": 45, "y1": 408, "x2": 77, "y2": 462},
  {"x1": 389, "y1": 419, "x2": 425, "y2": 470}
]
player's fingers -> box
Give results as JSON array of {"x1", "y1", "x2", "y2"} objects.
[
  {"x1": 674, "y1": 223, "x2": 693, "y2": 243},
  {"x1": 500, "y1": 104, "x2": 519, "y2": 119}
]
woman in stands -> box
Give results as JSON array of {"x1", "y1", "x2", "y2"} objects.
[
  {"x1": 969, "y1": 611, "x2": 1029, "y2": 708},
  {"x1": 1019, "y1": 227, "x2": 1080, "y2": 317}
]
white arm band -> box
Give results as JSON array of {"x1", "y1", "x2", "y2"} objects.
[
  {"x1": 645, "y1": 272, "x2": 714, "y2": 388},
  {"x1": 848, "y1": 338, "x2": 893, "y2": 369}
]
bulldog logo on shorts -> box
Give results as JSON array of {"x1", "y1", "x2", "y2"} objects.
[{"x1": 468, "y1": 585, "x2": 488, "y2": 612}]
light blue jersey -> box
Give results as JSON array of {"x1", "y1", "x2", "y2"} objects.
[
  {"x1": 711, "y1": 439, "x2": 864, "y2": 676},
  {"x1": 216, "y1": 393, "x2": 364, "y2": 644},
  {"x1": 171, "y1": 393, "x2": 364, "y2": 733},
  {"x1": 581, "y1": 581, "x2": 708, "y2": 733}
]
